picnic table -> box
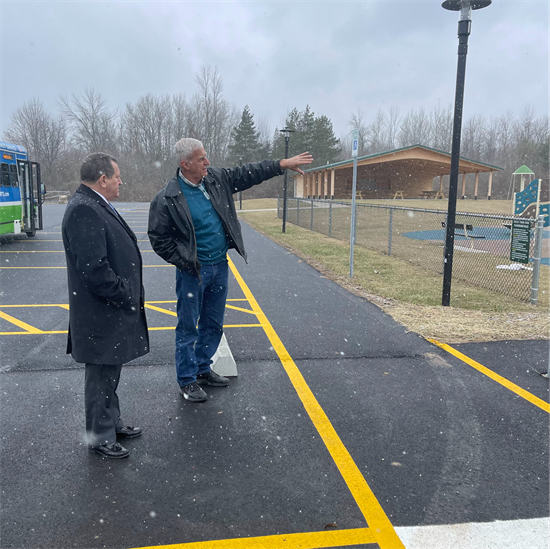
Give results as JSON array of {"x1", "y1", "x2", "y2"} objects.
[{"x1": 421, "y1": 190, "x2": 445, "y2": 199}]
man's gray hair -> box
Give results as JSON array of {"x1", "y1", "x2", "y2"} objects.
[{"x1": 174, "y1": 138, "x2": 204, "y2": 165}]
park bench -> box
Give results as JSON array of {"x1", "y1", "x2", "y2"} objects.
[
  {"x1": 453, "y1": 223, "x2": 484, "y2": 238},
  {"x1": 453, "y1": 223, "x2": 485, "y2": 250}
]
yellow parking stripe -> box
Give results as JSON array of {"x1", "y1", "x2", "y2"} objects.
[
  {"x1": 0, "y1": 304, "x2": 68, "y2": 308},
  {"x1": 0, "y1": 311, "x2": 44, "y2": 334},
  {"x1": 225, "y1": 304, "x2": 256, "y2": 314},
  {"x1": 0, "y1": 265, "x2": 174, "y2": 269},
  {"x1": 145, "y1": 304, "x2": 177, "y2": 316},
  {"x1": 227, "y1": 257, "x2": 404, "y2": 549},
  {"x1": 0, "y1": 325, "x2": 263, "y2": 335},
  {"x1": 428, "y1": 338, "x2": 550, "y2": 414},
  {"x1": 0, "y1": 250, "x2": 156, "y2": 254},
  {"x1": 132, "y1": 527, "x2": 375, "y2": 549}
]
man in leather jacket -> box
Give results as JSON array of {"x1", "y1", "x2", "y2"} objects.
[{"x1": 148, "y1": 138, "x2": 312, "y2": 402}]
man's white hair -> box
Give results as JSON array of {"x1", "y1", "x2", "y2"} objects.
[{"x1": 174, "y1": 138, "x2": 204, "y2": 165}]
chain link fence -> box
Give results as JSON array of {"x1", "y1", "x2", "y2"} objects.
[{"x1": 278, "y1": 197, "x2": 548, "y2": 303}]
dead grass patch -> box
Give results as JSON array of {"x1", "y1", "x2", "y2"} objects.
[{"x1": 239, "y1": 200, "x2": 549, "y2": 343}]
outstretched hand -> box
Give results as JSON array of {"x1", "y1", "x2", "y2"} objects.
[{"x1": 280, "y1": 152, "x2": 313, "y2": 175}]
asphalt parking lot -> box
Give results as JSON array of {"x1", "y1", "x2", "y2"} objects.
[{"x1": 0, "y1": 203, "x2": 548, "y2": 549}]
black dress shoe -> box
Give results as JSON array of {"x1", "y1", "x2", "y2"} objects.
[
  {"x1": 116, "y1": 426, "x2": 142, "y2": 439},
  {"x1": 88, "y1": 442, "x2": 129, "y2": 459}
]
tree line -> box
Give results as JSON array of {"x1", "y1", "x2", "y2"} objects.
[{"x1": 3, "y1": 64, "x2": 548, "y2": 200}]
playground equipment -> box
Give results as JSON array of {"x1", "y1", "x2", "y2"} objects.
[{"x1": 512, "y1": 173, "x2": 549, "y2": 228}]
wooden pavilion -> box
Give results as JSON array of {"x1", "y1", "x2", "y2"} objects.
[{"x1": 292, "y1": 144, "x2": 503, "y2": 200}]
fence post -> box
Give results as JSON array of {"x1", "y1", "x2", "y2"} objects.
[
  {"x1": 297, "y1": 198, "x2": 300, "y2": 226},
  {"x1": 311, "y1": 199, "x2": 314, "y2": 231},
  {"x1": 388, "y1": 208, "x2": 394, "y2": 255},
  {"x1": 530, "y1": 214, "x2": 545, "y2": 305},
  {"x1": 329, "y1": 201, "x2": 332, "y2": 238}
]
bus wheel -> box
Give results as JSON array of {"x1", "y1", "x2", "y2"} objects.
[{"x1": 25, "y1": 230, "x2": 36, "y2": 238}]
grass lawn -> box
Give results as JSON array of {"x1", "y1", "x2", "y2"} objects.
[{"x1": 236, "y1": 198, "x2": 549, "y2": 343}]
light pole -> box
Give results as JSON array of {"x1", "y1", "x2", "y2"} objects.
[
  {"x1": 279, "y1": 127, "x2": 294, "y2": 233},
  {"x1": 441, "y1": 0, "x2": 491, "y2": 307}
]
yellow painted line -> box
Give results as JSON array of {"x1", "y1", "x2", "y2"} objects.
[
  {"x1": 0, "y1": 304, "x2": 68, "y2": 308},
  {"x1": 227, "y1": 298, "x2": 249, "y2": 302},
  {"x1": 0, "y1": 265, "x2": 173, "y2": 269},
  {"x1": 0, "y1": 311, "x2": 44, "y2": 334},
  {"x1": 428, "y1": 338, "x2": 550, "y2": 414},
  {"x1": 225, "y1": 304, "x2": 256, "y2": 314},
  {"x1": 146, "y1": 324, "x2": 262, "y2": 332},
  {"x1": 132, "y1": 528, "x2": 375, "y2": 549},
  {"x1": 146, "y1": 300, "x2": 176, "y2": 304},
  {"x1": 224, "y1": 324, "x2": 262, "y2": 328},
  {"x1": 0, "y1": 325, "x2": 262, "y2": 335},
  {"x1": 0, "y1": 250, "x2": 154, "y2": 253},
  {"x1": 228, "y1": 257, "x2": 404, "y2": 549},
  {"x1": 145, "y1": 304, "x2": 177, "y2": 316},
  {"x1": 0, "y1": 330, "x2": 67, "y2": 335}
]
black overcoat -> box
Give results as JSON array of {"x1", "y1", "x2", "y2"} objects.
[{"x1": 62, "y1": 185, "x2": 149, "y2": 364}]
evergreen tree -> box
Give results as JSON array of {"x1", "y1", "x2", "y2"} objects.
[
  {"x1": 272, "y1": 105, "x2": 340, "y2": 167},
  {"x1": 227, "y1": 105, "x2": 261, "y2": 165},
  {"x1": 312, "y1": 114, "x2": 341, "y2": 165}
]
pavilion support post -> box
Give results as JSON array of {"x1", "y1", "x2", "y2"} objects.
[
  {"x1": 487, "y1": 171, "x2": 493, "y2": 200},
  {"x1": 474, "y1": 171, "x2": 479, "y2": 200},
  {"x1": 461, "y1": 173, "x2": 466, "y2": 199},
  {"x1": 331, "y1": 169, "x2": 335, "y2": 199},
  {"x1": 439, "y1": 174, "x2": 444, "y2": 192}
]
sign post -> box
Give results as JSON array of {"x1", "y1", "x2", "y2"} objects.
[{"x1": 350, "y1": 129, "x2": 359, "y2": 278}]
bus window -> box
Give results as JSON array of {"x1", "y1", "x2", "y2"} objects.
[
  {"x1": 9, "y1": 164, "x2": 19, "y2": 187},
  {"x1": 1, "y1": 163, "x2": 10, "y2": 187}
]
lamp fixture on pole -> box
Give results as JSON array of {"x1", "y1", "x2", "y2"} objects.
[
  {"x1": 279, "y1": 127, "x2": 295, "y2": 233},
  {"x1": 441, "y1": 0, "x2": 491, "y2": 307}
]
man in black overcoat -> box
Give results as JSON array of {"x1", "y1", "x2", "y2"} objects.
[{"x1": 62, "y1": 153, "x2": 149, "y2": 459}]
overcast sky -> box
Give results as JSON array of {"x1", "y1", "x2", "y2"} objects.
[{"x1": 1, "y1": 0, "x2": 548, "y2": 143}]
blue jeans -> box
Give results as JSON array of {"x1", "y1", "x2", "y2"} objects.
[{"x1": 175, "y1": 260, "x2": 229, "y2": 387}]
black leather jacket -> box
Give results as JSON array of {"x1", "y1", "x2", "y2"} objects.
[{"x1": 148, "y1": 161, "x2": 283, "y2": 276}]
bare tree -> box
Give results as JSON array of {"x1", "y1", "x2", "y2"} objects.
[
  {"x1": 398, "y1": 107, "x2": 432, "y2": 148},
  {"x1": 461, "y1": 114, "x2": 486, "y2": 160},
  {"x1": 384, "y1": 106, "x2": 401, "y2": 150},
  {"x1": 430, "y1": 104, "x2": 453, "y2": 152},
  {"x1": 59, "y1": 88, "x2": 118, "y2": 153},
  {"x1": 118, "y1": 94, "x2": 175, "y2": 197},
  {"x1": 348, "y1": 108, "x2": 368, "y2": 156},
  {"x1": 191, "y1": 65, "x2": 239, "y2": 165},
  {"x1": 3, "y1": 98, "x2": 71, "y2": 187},
  {"x1": 367, "y1": 109, "x2": 388, "y2": 153}
]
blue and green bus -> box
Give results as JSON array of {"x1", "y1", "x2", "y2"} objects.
[{"x1": 0, "y1": 141, "x2": 43, "y2": 237}]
